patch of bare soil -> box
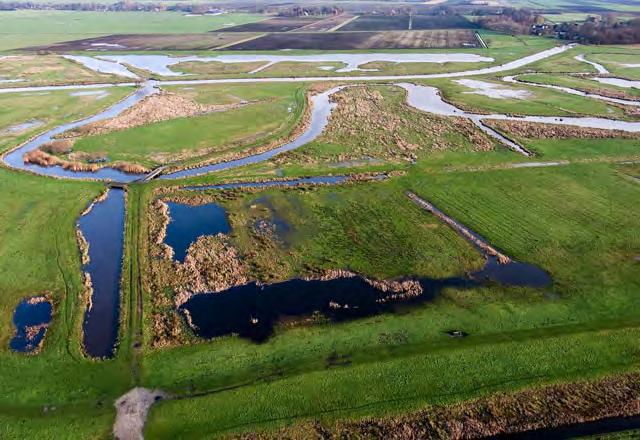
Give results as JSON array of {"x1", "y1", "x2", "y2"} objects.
[
  {"x1": 31, "y1": 33, "x2": 259, "y2": 52},
  {"x1": 241, "y1": 372, "x2": 640, "y2": 439},
  {"x1": 114, "y1": 388, "x2": 166, "y2": 440},
  {"x1": 290, "y1": 14, "x2": 357, "y2": 33},
  {"x1": 484, "y1": 119, "x2": 640, "y2": 140},
  {"x1": 224, "y1": 30, "x2": 476, "y2": 51},
  {"x1": 62, "y1": 91, "x2": 248, "y2": 138}
]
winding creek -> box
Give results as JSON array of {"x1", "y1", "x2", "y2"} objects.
[
  {"x1": 0, "y1": 47, "x2": 630, "y2": 359},
  {"x1": 5, "y1": 45, "x2": 640, "y2": 181},
  {"x1": 5, "y1": 45, "x2": 639, "y2": 437},
  {"x1": 3, "y1": 82, "x2": 157, "y2": 181},
  {"x1": 159, "y1": 86, "x2": 343, "y2": 179}
]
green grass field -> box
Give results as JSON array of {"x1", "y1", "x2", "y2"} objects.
[
  {"x1": 583, "y1": 49, "x2": 640, "y2": 81},
  {"x1": 0, "y1": 91, "x2": 145, "y2": 436},
  {"x1": 140, "y1": 162, "x2": 640, "y2": 438},
  {"x1": 0, "y1": 168, "x2": 124, "y2": 437},
  {"x1": 0, "y1": 11, "x2": 263, "y2": 51},
  {"x1": 1, "y1": 28, "x2": 640, "y2": 438},
  {"x1": 422, "y1": 76, "x2": 631, "y2": 119},
  {"x1": 70, "y1": 83, "x2": 305, "y2": 168},
  {"x1": 0, "y1": 86, "x2": 133, "y2": 153}
]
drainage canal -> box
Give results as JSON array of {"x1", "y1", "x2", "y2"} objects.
[{"x1": 78, "y1": 188, "x2": 126, "y2": 358}]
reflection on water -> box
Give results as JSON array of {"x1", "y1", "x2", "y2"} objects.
[
  {"x1": 164, "y1": 202, "x2": 231, "y2": 262},
  {"x1": 79, "y1": 188, "x2": 126, "y2": 359},
  {"x1": 9, "y1": 297, "x2": 52, "y2": 353}
]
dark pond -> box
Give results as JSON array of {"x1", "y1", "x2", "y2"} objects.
[
  {"x1": 78, "y1": 188, "x2": 126, "y2": 359},
  {"x1": 178, "y1": 199, "x2": 553, "y2": 343},
  {"x1": 9, "y1": 297, "x2": 52, "y2": 353},
  {"x1": 182, "y1": 275, "x2": 474, "y2": 342},
  {"x1": 164, "y1": 202, "x2": 230, "y2": 262},
  {"x1": 493, "y1": 415, "x2": 640, "y2": 439},
  {"x1": 471, "y1": 256, "x2": 552, "y2": 288}
]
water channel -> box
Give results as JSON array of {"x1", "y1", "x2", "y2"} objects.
[{"x1": 78, "y1": 188, "x2": 126, "y2": 358}]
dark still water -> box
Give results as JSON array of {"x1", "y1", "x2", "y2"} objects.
[
  {"x1": 176, "y1": 204, "x2": 552, "y2": 344},
  {"x1": 164, "y1": 202, "x2": 230, "y2": 262},
  {"x1": 10, "y1": 297, "x2": 52, "y2": 353},
  {"x1": 472, "y1": 256, "x2": 552, "y2": 288},
  {"x1": 182, "y1": 275, "x2": 475, "y2": 342},
  {"x1": 78, "y1": 188, "x2": 126, "y2": 359},
  {"x1": 493, "y1": 415, "x2": 640, "y2": 440}
]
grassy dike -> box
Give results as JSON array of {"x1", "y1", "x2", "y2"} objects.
[
  {"x1": 0, "y1": 169, "x2": 123, "y2": 438},
  {"x1": 138, "y1": 161, "x2": 640, "y2": 438}
]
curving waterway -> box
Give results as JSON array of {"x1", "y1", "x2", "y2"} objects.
[
  {"x1": 503, "y1": 75, "x2": 640, "y2": 107},
  {"x1": 3, "y1": 82, "x2": 157, "y2": 181},
  {"x1": 159, "y1": 86, "x2": 343, "y2": 179},
  {"x1": 5, "y1": 44, "x2": 640, "y2": 182}
]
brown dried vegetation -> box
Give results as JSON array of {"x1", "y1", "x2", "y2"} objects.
[
  {"x1": 146, "y1": 193, "x2": 251, "y2": 348},
  {"x1": 240, "y1": 372, "x2": 640, "y2": 439},
  {"x1": 23, "y1": 148, "x2": 149, "y2": 174},
  {"x1": 277, "y1": 85, "x2": 494, "y2": 166},
  {"x1": 484, "y1": 119, "x2": 640, "y2": 140},
  {"x1": 60, "y1": 91, "x2": 250, "y2": 138},
  {"x1": 41, "y1": 139, "x2": 74, "y2": 154}
]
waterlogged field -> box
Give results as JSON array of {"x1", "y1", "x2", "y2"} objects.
[
  {"x1": 518, "y1": 72, "x2": 640, "y2": 99},
  {"x1": 0, "y1": 86, "x2": 133, "y2": 152},
  {"x1": 0, "y1": 55, "x2": 123, "y2": 87},
  {"x1": 422, "y1": 75, "x2": 632, "y2": 118},
  {"x1": 141, "y1": 163, "x2": 640, "y2": 437}
]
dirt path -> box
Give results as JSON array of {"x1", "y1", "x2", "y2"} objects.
[
  {"x1": 114, "y1": 388, "x2": 166, "y2": 440},
  {"x1": 406, "y1": 191, "x2": 511, "y2": 263}
]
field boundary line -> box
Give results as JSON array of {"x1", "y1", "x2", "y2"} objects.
[
  {"x1": 475, "y1": 31, "x2": 488, "y2": 49},
  {"x1": 328, "y1": 15, "x2": 360, "y2": 32},
  {"x1": 215, "y1": 33, "x2": 266, "y2": 50}
]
